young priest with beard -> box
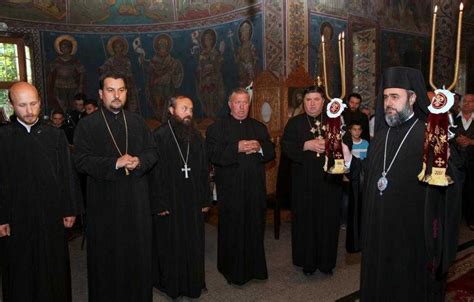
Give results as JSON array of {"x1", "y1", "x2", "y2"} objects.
[{"x1": 150, "y1": 96, "x2": 211, "y2": 299}]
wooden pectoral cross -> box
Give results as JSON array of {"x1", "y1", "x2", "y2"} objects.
[{"x1": 181, "y1": 164, "x2": 191, "y2": 179}]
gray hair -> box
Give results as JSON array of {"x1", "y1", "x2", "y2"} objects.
[{"x1": 228, "y1": 87, "x2": 249, "y2": 102}]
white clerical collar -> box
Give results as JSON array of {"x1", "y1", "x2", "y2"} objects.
[{"x1": 17, "y1": 118, "x2": 39, "y2": 133}]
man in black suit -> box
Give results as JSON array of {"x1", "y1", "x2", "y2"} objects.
[{"x1": 454, "y1": 93, "x2": 474, "y2": 229}]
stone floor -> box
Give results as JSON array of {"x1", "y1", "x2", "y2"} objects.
[{"x1": 67, "y1": 214, "x2": 474, "y2": 302}]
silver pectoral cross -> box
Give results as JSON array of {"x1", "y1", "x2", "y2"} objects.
[{"x1": 181, "y1": 164, "x2": 191, "y2": 179}]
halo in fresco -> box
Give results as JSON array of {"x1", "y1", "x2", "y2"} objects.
[
  {"x1": 200, "y1": 29, "x2": 217, "y2": 49},
  {"x1": 238, "y1": 20, "x2": 253, "y2": 43},
  {"x1": 153, "y1": 34, "x2": 173, "y2": 53},
  {"x1": 106, "y1": 36, "x2": 129, "y2": 56},
  {"x1": 54, "y1": 35, "x2": 78, "y2": 55}
]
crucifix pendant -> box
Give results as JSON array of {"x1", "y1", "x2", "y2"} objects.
[{"x1": 181, "y1": 164, "x2": 191, "y2": 179}]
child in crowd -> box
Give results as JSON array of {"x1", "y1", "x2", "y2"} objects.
[{"x1": 348, "y1": 121, "x2": 369, "y2": 160}]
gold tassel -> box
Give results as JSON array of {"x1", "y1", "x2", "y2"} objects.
[
  {"x1": 327, "y1": 159, "x2": 347, "y2": 174},
  {"x1": 427, "y1": 167, "x2": 453, "y2": 186},
  {"x1": 417, "y1": 162, "x2": 427, "y2": 181},
  {"x1": 323, "y1": 155, "x2": 329, "y2": 172}
]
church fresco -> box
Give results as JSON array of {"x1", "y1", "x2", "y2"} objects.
[
  {"x1": 47, "y1": 34, "x2": 85, "y2": 111},
  {"x1": 380, "y1": 30, "x2": 430, "y2": 78},
  {"x1": 176, "y1": 0, "x2": 260, "y2": 21},
  {"x1": 69, "y1": 0, "x2": 174, "y2": 24},
  {"x1": 41, "y1": 14, "x2": 263, "y2": 119},
  {"x1": 372, "y1": 0, "x2": 431, "y2": 33},
  {"x1": 0, "y1": 0, "x2": 66, "y2": 22},
  {"x1": 140, "y1": 34, "x2": 184, "y2": 121},
  {"x1": 309, "y1": 0, "x2": 347, "y2": 17},
  {"x1": 309, "y1": 14, "x2": 347, "y2": 98},
  {"x1": 0, "y1": 0, "x2": 256, "y2": 24}
]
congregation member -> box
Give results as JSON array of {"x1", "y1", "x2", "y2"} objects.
[
  {"x1": 352, "y1": 67, "x2": 462, "y2": 301},
  {"x1": 281, "y1": 86, "x2": 343, "y2": 276},
  {"x1": 454, "y1": 93, "x2": 474, "y2": 230},
  {"x1": 348, "y1": 120, "x2": 369, "y2": 160},
  {"x1": 84, "y1": 98, "x2": 99, "y2": 115},
  {"x1": 50, "y1": 109, "x2": 74, "y2": 144},
  {"x1": 0, "y1": 82, "x2": 82, "y2": 302},
  {"x1": 205, "y1": 88, "x2": 275, "y2": 285},
  {"x1": 69, "y1": 93, "x2": 86, "y2": 125},
  {"x1": 150, "y1": 96, "x2": 210, "y2": 299},
  {"x1": 343, "y1": 93, "x2": 370, "y2": 141},
  {"x1": 74, "y1": 72, "x2": 157, "y2": 301}
]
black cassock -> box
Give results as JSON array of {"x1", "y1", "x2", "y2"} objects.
[
  {"x1": 357, "y1": 117, "x2": 462, "y2": 301},
  {"x1": 74, "y1": 109, "x2": 157, "y2": 302},
  {"x1": 281, "y1": 113, "x2": 343, "y2": 273},
  {"x1": 0, "y1": 119, "x2": 82, "y2": 302},
  {"x1": 205, "y1": 115, "x2": 275, "y2": 285},
  {"x1": 150, "y1": 122, "x2": 210, "y2": 299}
]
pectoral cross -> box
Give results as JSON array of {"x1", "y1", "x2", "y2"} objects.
[{"x1": 181, "y1": 164, "x2": 191, "y2": 179}]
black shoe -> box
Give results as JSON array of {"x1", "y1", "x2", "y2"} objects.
[
  {"x1": 303, "y1": 269, "x2": 316, "y2": 276},
  {"x1": 320, "y1": 269, "x2": 333, "y2": 275}
]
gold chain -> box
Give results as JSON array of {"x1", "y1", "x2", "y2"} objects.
[{"x1": 101, "y1": 108, "x2": 129, "y2": 175}]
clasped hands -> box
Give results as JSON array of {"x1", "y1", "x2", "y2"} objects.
[
  {"x1": 0, "y1": 216, "x2": 76, "y2": 237},
  {"x1": 238, "y1": 140, "x2": 261, "y2": 154},
  {"x1": 116, "y1": 154, "x2": 140, "y2": 171},
  {"x1": 303, "y1": 137, "x2": 326, "y2": 154},
  {"x1": 158, "y1": 207, "x2": 210, "y2": 216},
  {"x1": 456, "y1": 134, "x2": 473, "y2": 148}
]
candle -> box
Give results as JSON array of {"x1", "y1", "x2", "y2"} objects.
[
  {"x1": 449, "y1": 2, "x2": 463, "y2": 90},
  {"x1": 429, "y1": 5, "x2": 438, "y2": 90}
]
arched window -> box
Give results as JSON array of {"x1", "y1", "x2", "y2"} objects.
[{"x1": 0, "y1": 37, "x2": 33, "y2": 121}]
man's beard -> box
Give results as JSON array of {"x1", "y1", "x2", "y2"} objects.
[
  {"x1": 384, "y1": 101, "x2": 413, "y2": 127},
  {"x1": 170, "y1": 115, "x2": 196, "y2": 142}
]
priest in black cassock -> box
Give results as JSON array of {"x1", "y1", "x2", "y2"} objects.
[
  {"x1": 281, "y1": 86, "x2": 343, "y2": 276},
  {"x1": 205, "y1": 88, "x2": 275, "y2": 285},
  {"x1": 353, "y1": 67, "x2": 462, "y2": 301},
  {"x1": 0, "y1": 82, "x2": 82, "y2": 302},
  {"x1": 74, "y1": 73, "x2": 157, "y2": 302},
  {"x1": 150, "y1": 96, "x2": 210, "y2": 299}
]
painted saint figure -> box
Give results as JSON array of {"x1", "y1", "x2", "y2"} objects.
[
  {"x1": 48, "y1": 35, "x2": 85, "y2": 111},
  {"x1": 196, "y1": 29, "x2": 225, "y2": 118},
  {"x1": 100, "y1": 36, "x2": 140, "y2": 113},
  {"x1": 148, "y1": 34, "x2": 184, "y2": 121},
  {"x1": 317, "y1": 22, "x2": 335, "y2": 90},
  {"x1": 235, "y1": 20, "x2": 258, "y2": 87}
]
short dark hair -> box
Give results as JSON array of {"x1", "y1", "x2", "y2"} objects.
[
  {"x1": 51, "y1": 109, "x2": 65, "y2": 117},
  {"x1": 348, "y1": 120, "x2": 362, "y2": 129},
  {"x1": 302, "y1": 86, "x2": 326, "y2": 100},
  {"x1": 347, "y1": 93, "x2": 362, "y2": 102},
  {"x1": 84, "y1": 98, "x2": 98, "y2": 108},
  {"x1": 74, "y1": 93, "x2": 87, "y2": 101},
  {"x1": 99, "y1": 72, "x2": 127, "y2": 90}
]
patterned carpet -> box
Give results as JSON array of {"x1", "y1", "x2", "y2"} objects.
[{"x1": 446, "y1": 250, "x2": 474, "y2": 301}]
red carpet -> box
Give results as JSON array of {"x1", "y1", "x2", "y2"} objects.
[{"x1": 446, "y1": 252, "x2": 474, "y2": 301}]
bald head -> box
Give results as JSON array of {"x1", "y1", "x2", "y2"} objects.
[{"x1": 9, "y1": 82, "x2": 41, "y2": 125}]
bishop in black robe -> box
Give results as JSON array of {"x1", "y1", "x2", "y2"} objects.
[
  {"x1": 357, "y1": 67, "x2": 462, "y2": 301},
  {"x1": 205, "y1": 88, "x2": 275, "y2": 285},
  {"x1": 0, "y1": 82, "x2": 82, "y2": 302},
  {"x1": 74, "y1": 75, "x2": 157, "y2": 302},
  {"x1": 149, "y1": 97, "x2": 210, "y2": 299},
  {"x1": 281, "y1": 87, "x2": 343, "y2": 275}
]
